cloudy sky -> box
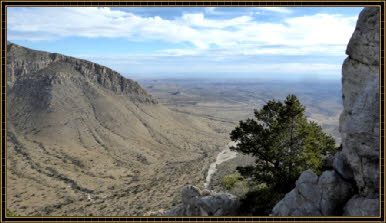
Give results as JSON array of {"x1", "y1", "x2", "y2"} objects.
[{"x1": 8, "y1": 7, "x2": 363, "y2": 80}]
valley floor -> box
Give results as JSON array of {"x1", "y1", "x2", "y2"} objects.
[
  {"x1": 138, "y1": 78, "x2": 343, "y2": 196},
  {"x1": 139, "y1": 78, "x2": 343, "y2": 145}
]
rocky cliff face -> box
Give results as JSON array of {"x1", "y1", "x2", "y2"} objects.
[
  {"x1": 340, "y1": 6, "x2": 380, "y2": 198},
  {"x1": 272, "y1": 7, "x2": 380, "y2": 216},
  {"x1": 7, "y1": 42, "x2": 156, "y2": 104}
]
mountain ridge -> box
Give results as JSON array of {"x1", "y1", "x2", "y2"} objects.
[{"x1": 7, "y1": 41, "x2": 156, "y2": 104}]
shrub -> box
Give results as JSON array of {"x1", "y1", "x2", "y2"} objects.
[
  {"x1": 229, "y1": 180, "x2": 249, "y2": 197},
  {"x1": 221, "y1": 173, "x2": 243, "y2": 190}
]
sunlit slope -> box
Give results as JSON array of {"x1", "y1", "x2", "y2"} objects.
[{"x1": 6, "y1": 42, "x2": 228, "y2": 216}]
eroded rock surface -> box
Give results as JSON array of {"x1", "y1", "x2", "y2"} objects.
[
  {"x1": 343, "y1": 195, "x2": 379, "y2": 216},
  {"x1": 164, "y1": 186, "x2": 240, "y2": 216},
  {"x1": 340, "y1": 6, "x2": 380, "y2": 198},
  {"x1": 272, "y1": 170, "x2": 354, "y2": 216}
]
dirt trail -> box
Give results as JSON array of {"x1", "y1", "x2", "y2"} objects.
[{"x1": 204, "y1": 141, "x2": 237, "y2": 189}]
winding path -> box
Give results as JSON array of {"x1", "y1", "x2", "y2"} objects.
[{"x1": 204, "y1": 141, "x2": 237, "y2": 189}]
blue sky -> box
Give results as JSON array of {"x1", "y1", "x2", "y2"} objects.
[{"x1": 7, "y1": 7, "x2": 363, "y2": 80}]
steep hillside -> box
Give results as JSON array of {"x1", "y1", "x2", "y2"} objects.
[{"x1": 6, "y1": 42, "x2": 229, "y2": 216}]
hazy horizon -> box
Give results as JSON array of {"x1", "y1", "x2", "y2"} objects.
[{"x1": 128, "y1": 72, "x2": 343, "y2": 81}]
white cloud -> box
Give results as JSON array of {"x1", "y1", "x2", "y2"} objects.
[
  {"x1": 284, "y1": 13, "x2": 357, "y2": 45},
  {"x1": 204, "y1": 7, "x2": 223, "y2": 15},
  {"x1": 181, "y1": 13, "x2": 253, "y2": 28},
  {"x1": 259, "y1": 7, "x2": 292, "y2": 14},
  {"x1": 7, "y1": 7, "x2": 357, "y2": 55}
]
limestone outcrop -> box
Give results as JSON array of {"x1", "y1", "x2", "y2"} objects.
[
  {"x1": 343, "y1": 195, "x2": 379, "y2": 216},
  {"x1": 340, "y1": 6, "x2": 380, "y2": 198},
  {"x1": 164, "y1": 186, "x2": 240, "y2": 216},
  {"x1": 272, "y1": 7, "x2": 380, "y2": 217},
  {"x1": 272, "y1": 170, "x2": 354, "y2": 216}
]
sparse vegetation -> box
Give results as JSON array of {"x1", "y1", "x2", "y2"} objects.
[
  {"x1": 221, "y1": 173, "x2": 243, "y2": 190},
  {"x1": 7, "y1": 209, "x2": 20, "y2": 216}
]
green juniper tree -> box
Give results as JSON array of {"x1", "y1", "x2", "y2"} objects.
[{"x1": 230, "y1": 94, "x2": 337, "y2": 194}]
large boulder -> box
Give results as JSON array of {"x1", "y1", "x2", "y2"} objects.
[
  {"x1": 318, "y1": 171, "x2": 355, "y2": 215},
  {"x1": 181, "y1": 185, "x2": 201, "y2": 206},
  {"x1": 164, "y1": 185, "x2": 240, "y2": 216},
  {"x1": 272, "y1": 170, "x2": 354, "y2": 216}
]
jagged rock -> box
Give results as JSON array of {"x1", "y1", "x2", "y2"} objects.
[
  {"x1": 333, "y1": 152, "x2": 354, "y2": 181},
  {"x1": 272, "y1": 170, "x2": 354, "y2": 216},
  {"x1": 164, "y1": 185, "x2": 240, "y2": 216},
  {"x1": 345, "y1": 7, "x2": 379, "y2": 66},
  {"x1": 340, "y1": 6, "x2": 379, "y2": 198},
  {"x1": 181, "y1": 185, "x2": 201, "y2": 206}
]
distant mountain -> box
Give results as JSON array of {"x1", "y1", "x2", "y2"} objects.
[
  {"x1": 6, "y1": 42, "x2": 228, "y2": 216},
  {"x1": 7, "y1": 42, "x2": 155, "y2": 103}
]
